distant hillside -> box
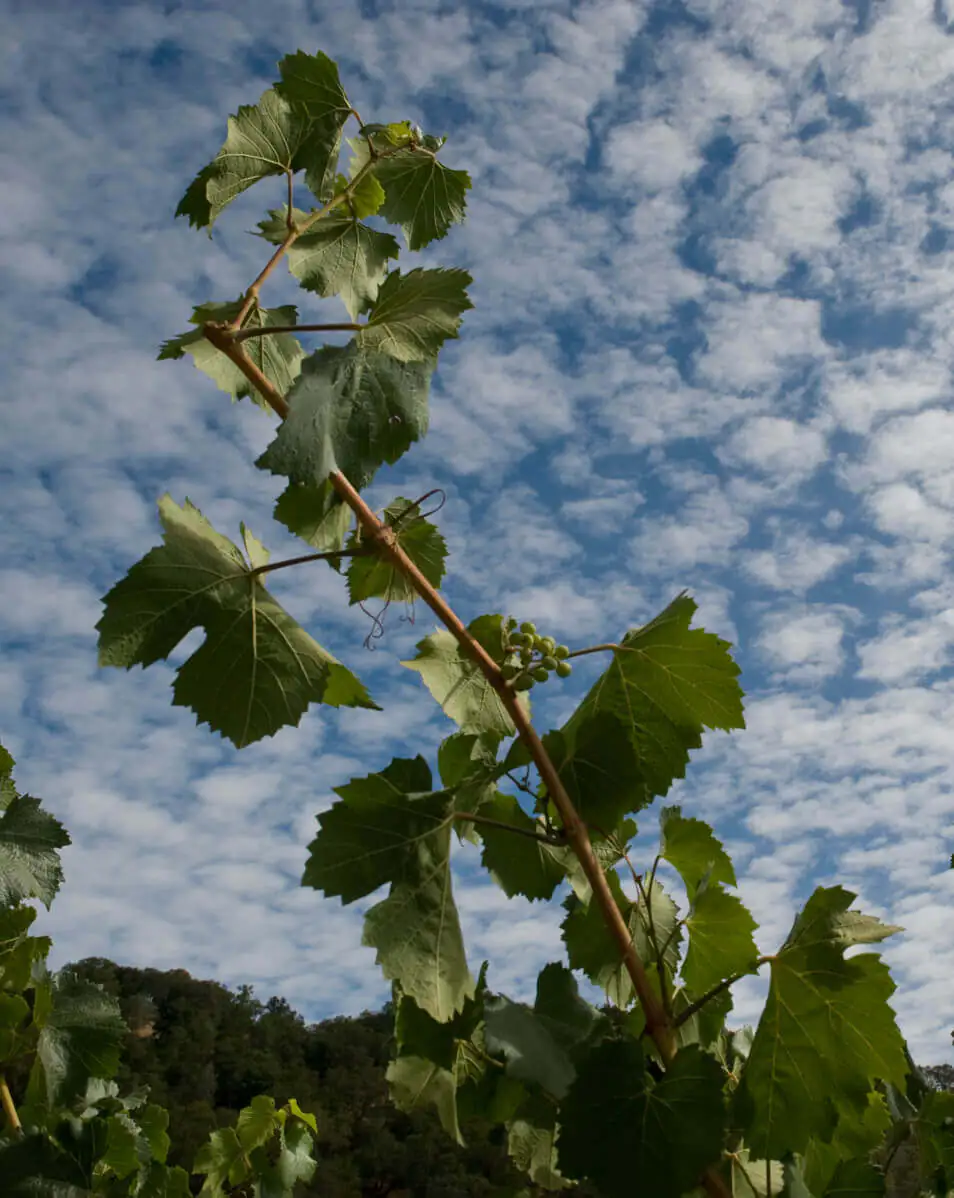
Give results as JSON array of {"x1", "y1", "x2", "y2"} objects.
[{"x1": 9, "y1": 957, "x2": 599, "y2": 1198}]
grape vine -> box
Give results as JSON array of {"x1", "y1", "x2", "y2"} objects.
[{"x1": 2, "y1": 46, "x2": 952, "y2": 1198}]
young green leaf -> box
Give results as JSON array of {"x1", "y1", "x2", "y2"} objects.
[
  {"x1": 301, "y1": 757, "x2": 474, "y2": 1019},
  {"x1": 273, "y1": 479, "x2": 351, "y2": 552},
  {"x1": 403, "y1": 614, "x2": 529, "y2": 736},
  {"x1": 681, "y1": 884, "x2": 760, "y2": 999},
  {"x1": 257, "y1": 206, "x2": 400, "y2": 319},
  {"x1": 176, "y1": 83, "x2": 346, "y2": 230},
  {"x1": 256, "y1": 344, "x2": 433, "y2": 491},
  {"x1": 659, "y1": 805, "x2": 737, "y2": 899},
  {"x1": 375, "y1": 148, "x2": 472, "y2": 249},
  {"x1": 557, "y1": 1040, "x2": 727, "y2": 1198},
  {"x1": 733, "y1": 886, "x2": 908, "y2": 1161},
  {"x1": 357, "y1": 267, "x2": 473, "y2": 362},
  {"x1": 274, "y1": 49, "x2": 353, "y2": 130},
  {"x1": 158, "y1": 299, "x2": 303, "y2": 411},
  {"x1": 345, "y1": 497, "x2": 447, "y2": 604},
  {"x1": 96, "y1": 496, "x2": 376, "y2": 748}
]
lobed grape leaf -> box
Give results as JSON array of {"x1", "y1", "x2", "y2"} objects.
[
  {"x1": 0, "y1": 905, "x2": 50, "y2": 992},
  {"x1": 559, "y1": 593, "x2": 745, "y2": 813},
  {"x1": 257, "y1": 205, "x2": 399, "y2": 319},
  {"x1": 25, "y1": 967, "x2": 128, "y2": 1111},
  {"x1": 562, "y1": 870, "x2": 681, "y2": 1008},
  {"x1": 733, "y1": 886, "x2": 908, "y2": 1161},
  {"x1": 507, "y1": 1092, "x2": 569, "y2": 1191},
  {"x1": 557, "y1": 1040, "x2": 727, "y2": 1198},
  {"x1": 256, "y1": 343, "x2": 433, "y2": 490},
  {"x1": 273, "y1": 479, "x2": 352, "y2": 552},
  {"x1": 301, "y1": 757, "x2": 473, "y2": 1019},
  {"x1": 96, "y1": 495, "x2": 376, "y2": 748},
  {"x1": 158, "y1": 299, "x2": 303, "y2": 411},
  {"x1": 0, "y1": 785, "x2": 70, "y2": 910},
  {"x1": 176, "y1": 64, "x2": 348, "y2": 231},
  {"x1": 476, "y1": 792, "x2": 567, "y2": 902},
  {"x1": 357, "y1": 267, "x2": 473, "y2": 362},
  {"x1": 404, "y1": 613, "x2": 530, "y2": 736},
  {"x1": 345, "y1": 496, "x2": 447, "y2": 604},
  {"x1": 374, "y1": 148, "x2": 472, "y2": 250},
  {"x1": 681, "y1": 883, "x2": 760, "y2": 999}
]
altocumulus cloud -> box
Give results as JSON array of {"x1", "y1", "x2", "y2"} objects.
[{"x1": 1, "y1": 0, "x2": 952, "y2": 1066}]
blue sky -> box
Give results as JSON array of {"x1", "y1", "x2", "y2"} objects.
[{"x1": 2, "y1": 0, "x2": 953, "y2": 1066}]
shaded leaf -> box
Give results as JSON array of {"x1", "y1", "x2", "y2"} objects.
[
  {"x1": 659, "y1": 805, "x2": 737, "y2": 898},
  {"x1": 682, "y1": 884, "x2": 760, "y2": 998},
  {"x1": 557, "y1": 1040, "x2": 726, "y2": 1198},
  {"x1": 375, "y1": 148, "x2": 471, "y2": 250},
  {"x1": 0, "y1": 792, "x2": 70, "y2": 910},
  {"x1": 273, "y1": 479, "x2": 351, "y2": 552},
  {"x1": 346, "y1": 496, "x2": 447, "y2": 604},
  {"x1": 158, "y1": 299, "x2": 303, "y2": 411},
  {"x1": 302, "y1": 757, "x2": 473, "y2": 1019},
  {"x1": 477, "y1": 792, "x2": 567, "y2": 902},
  {"x1": 256, "y1": 343, "x2": 433, "y2": 490}
]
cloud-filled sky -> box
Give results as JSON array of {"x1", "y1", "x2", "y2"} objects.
[{"x1": 2, "y1": 0, "x2": 953, "y2": 1066}]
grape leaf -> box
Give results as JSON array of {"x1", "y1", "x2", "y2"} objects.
[
  {"x1": 176, "y1": 75, "x2": 347, "y2": 230},
  {"x1": 543, "y1": 713, "x2": 647, "y2": 831},
  {"x1": 438, "y1": 731, "x2": 506, "y2": 846},
  {"x1": 158, "y1": 299, "x2": 303, "y2": 411},
  {"x1": 659, "y1": 806, "x2": 737, "y2": 898},
  {"x1": 273, "y1": 479, "x2": 351, "y2": 552},
  {"x1": 0, "y1": 744, "x2": 14, "y2": 809},
  {"x1": 560, "y1": 593, "x2": 745, "y2": 810},
  {"x1": 562, "y1": 870, "x2": 681, "y2": 1008},
  {"x1": 0, "y1": 793, "x2": 71, "y2": 911},
  {"x1": 257, "y1": 206, "x2": 399, "y2": 319},
  {"x1": 25, "y1": 967, "x2": 127, "y2": 1110},
  {"x1": 0, "y1": 907, "x2": 50, "y2": 996},
  {"x1": 387, "y1": 967, "x2": 489, "y2": 1145},
  {"x1": 681, "y1": 884, "x2": 759, "y2": 998},
  {"x1": 404, "y1": 613, "x2": 530, "y2": 736},
  {"x1": 301, "y1": 757, "x2": 473, "y2": 1019},
  {"x1": 274, "y1": 49, "x2": 353, "y2": 133},
  {"x1": 733, "y1": 886, "x2": 908, "y2": 1160},
  {"x1": 346, "y1": 496, "x2": 447, "y2": 604},
  {"x1": 557, "y1": 1040, "x2": 726, "y2": 1198},
  {"x1": 375, "y1": 148, "x2": 472, "y2": 250},
  {"x1": 96, "y1": 495, "x2": 376, "y2": 748},
  {"x1": 483, "y1": 965, "x2": 605, "y2": 1104},
  {"x1": 357, "y1": 268, "x2": 473, "y2": 362},
  {"x1": 256, "y1": 343, "x2": 433, "y2": 490},
  {"x1": 507, "y1": 1093, "x2": 568, "y2": 1191},
  {"x1": 477, "y1": 792, "x2": 567, "y2": 902}
]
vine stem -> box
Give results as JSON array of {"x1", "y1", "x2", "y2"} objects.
[
  {"x1": 0, "y1": 1074, "x2": 22, "y2": 1136},
  {"x1": 201, "y1": 309, "x2": 734, "y2": 1198}
]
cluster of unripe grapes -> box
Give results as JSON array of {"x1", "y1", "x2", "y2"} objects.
[{"x1": 500, "y1": 619, "x2": 572, "y2": 692}]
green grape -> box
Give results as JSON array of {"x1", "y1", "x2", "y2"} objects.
[
  {"x1": 541, "y1": 636, "x2": 556, "y2": 654},
  {"x1": 531, "y1": 666, "x2": 549, "y2": 683},
  {"x1": 519, "y1": 621, "x2": 536, "y2": 636},
  {"x1": 520, "y1": 647, "x2": 533, "y2": 664},
  {"x1": 541, "y1": 655, "x2": 558, "y2": 671},
  {"x1": 513, "y1": 632, "x2": 531, "y2": 648},
  {"x1": 513, "y1": 674, "x2": 534, "y2": 691},
  {"x1": 532, "y1": 635, "x2": 546, "y2": 650},
  {"x1": 554, "y1": 644, "x2": 570, "y2": 659},
  {"x1": 501, "y1": 662, "x2": 518, "y2": 681},
  {"x1": 556, "y1": 661, "x2": 572, "y2": 678}
]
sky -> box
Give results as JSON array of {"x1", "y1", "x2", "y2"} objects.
[{"x1": 2, "y1": 0, "x2": 953, "y2": 1069}]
